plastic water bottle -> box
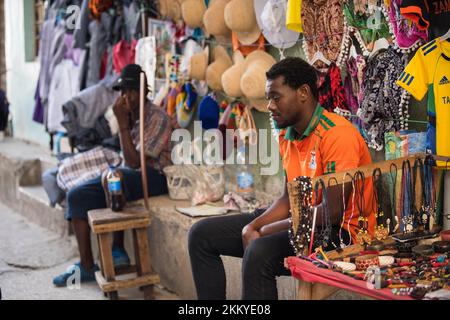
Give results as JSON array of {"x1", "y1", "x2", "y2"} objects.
[
  {"x1": 236, "y1": 146, "x2": 255, "y2": 198},
  {"x1": 104, "y1": 166, "x2": 126, "y2": 212}
]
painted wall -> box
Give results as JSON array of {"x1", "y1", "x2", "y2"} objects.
[{"x1": 4, "y1": 0, "x2": 48, "y2": 147}]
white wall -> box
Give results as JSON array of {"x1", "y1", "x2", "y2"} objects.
[{"x1": 5, "y1": 0, "x2": 48, "y2": 147}]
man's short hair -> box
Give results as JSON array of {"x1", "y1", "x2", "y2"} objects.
[{"x1": 266, "y1": 57, "x2": 318, "y2": 100}]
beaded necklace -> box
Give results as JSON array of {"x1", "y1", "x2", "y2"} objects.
[{"x1": 288, "y1": 176, "x2": 313, "y2": 256}]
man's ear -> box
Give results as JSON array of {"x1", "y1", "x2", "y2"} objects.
[{"x1": 296, "y1": 84, "x2": 310, "y2": 102}]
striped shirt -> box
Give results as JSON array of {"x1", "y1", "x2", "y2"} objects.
[{"x1": 130, "y1": 101, "x2": 173, "y2": 172}]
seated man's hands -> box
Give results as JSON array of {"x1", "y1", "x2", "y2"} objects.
[
  {"x1": 242, "y1": 224, "x2": 261, "y2": 250},
  {"x1": 113, "y1": 96, "x2": 130, "y2": 129}
]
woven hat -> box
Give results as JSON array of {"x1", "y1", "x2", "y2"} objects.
[
  {"x1": 221, "y1": 50, "x2": 245, "y2": 98},
  {"x1": 247, "y1": 98, "x2": 269, "y2": 113},
  {"x1": 181, "y1": 0, "x2": 207, "y2": 28},
  {"x1": 188, "y1": 46, "x2": 209, "y2": 81},
  {"x1": 205, "y1": 45, "x2": 232, "y2": 91},
  {"x1": 240, "y1": 50, "x2": 275, "y2": 113},
  {"x1": 159, "y1": 0, "x2": 183, "y2": 21},
  {"x1": 181, "y1": 39, "x2": 202, "y2": 76},
  {"x1": 203, "y1": 0, "x2": 231, "y2": 39},
  {"x1": 254, "y1": 0, "x2": 299, "y2": 49},
  {"x1": 224, "y1": 0, "x2": 261, "y2": 45}
]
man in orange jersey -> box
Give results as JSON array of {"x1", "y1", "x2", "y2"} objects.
[{"x1": 188, "y1": 57, "x2": 375, "y2": 300}]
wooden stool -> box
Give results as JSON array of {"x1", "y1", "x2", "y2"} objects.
[{"x1": 88, "y1": 202, "x2": 160, "y2": 300}]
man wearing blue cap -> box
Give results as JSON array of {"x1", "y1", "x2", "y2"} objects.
[{"x1": 53, "y1": 64, "x2": 173, "y2": 287}]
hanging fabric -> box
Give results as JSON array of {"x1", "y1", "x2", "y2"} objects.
[
  {"x1": 302, "y1": 0, "x2": 350, "y2": 67},
  {"x1": 113, "y1": 39, "x2": 138, "y2": 74},
  {"x1": 89, "y1": 0, "x2": 114, "y2": 20},
  {"x1": 387, "y1": 0, "x2": 427, "y2": 52},
  {"x1": 343, "y1": 0, "x2": 391, "y2": 56},
  {"x1": 317, "y1": 63, "x2": 349, "y2": 115},
  {"x1": 358, "y1": 46, "x2": 409, "y2": 150}
]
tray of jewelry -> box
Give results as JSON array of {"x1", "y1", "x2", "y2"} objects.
[{"x1": 286, "y1": 238, "x2": 450, "y2": 300}]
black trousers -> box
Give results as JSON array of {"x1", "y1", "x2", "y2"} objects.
[
  {"x1": 188, "y1": 209, "x2": 294, "y2": 300},
  {"x1": 188, "y1": 209, "x2": 350, "y2": 300}
]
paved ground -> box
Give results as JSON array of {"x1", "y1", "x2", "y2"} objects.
[{"x1": 0, "y1": 201, "x2": 178, "y2": 300}]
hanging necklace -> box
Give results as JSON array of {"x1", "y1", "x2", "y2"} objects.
[
  {"x1": 339, "y1": 173, "x2": 356, "y2": 248},
  {"x1": 423, "y1": 155, "x2": 436, "y2": 228},
  {"x1": 313, "y1": 178, "x2": 332, "y2": 251},
  {"x1": 372, "y1": 168, "x2": 389, "y2": 240},
  {"x1": 389, "y1": 163, "x2": 399, "y2": 233},
  {"x1": 288, "y1": 176, "x2": 313, "y2": 256},
  {"x1": 328, "y1": 177, "x2": 344, "y2": 249},
  {"x1": 354, "y1": 170, "x2": 372, "y2": 246},
  {"x1": 401, "y1": 159, "x2": 414, "y2": 233},
  {"x1": 417, "y1": 158, "x2": 429, "y2": 229},
  {"x1": 412, "y1": 158, "x2": 426, "y2": 230}
]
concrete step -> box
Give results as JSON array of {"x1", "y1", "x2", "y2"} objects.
[
  {"x1": 17, "y1": 186, "x2": 68, "y2": 237},
  {"x1": 0, "y1": 138, "x2": 66, "y2": 235},
  {"x1": 0, "y1": 138, "x2": 54, "y2": 163},
  {"x1": 0, "y1": 138, "x2": 55, "y2": 203}
]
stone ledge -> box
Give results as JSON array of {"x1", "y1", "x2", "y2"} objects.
[
  {"x1": 144, "y1": 195, "x2": 297, "y2": 299},
  {"x1": 18, "y1": 186, "x2": 67, "y2": 236}
]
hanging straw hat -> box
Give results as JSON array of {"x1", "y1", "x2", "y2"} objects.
[
  {"x1": 221, "y1": 50, "x2": 245, "y2": 98},
  {"x1": 181, "y1": 40, "x2": 210, "y2": 95},
  {"x1": 181, "y1": 0, "x2": 207, "y2": 28},
  {"x1": 181, "y1": 39, "x2": 202, "y2": 77},
  {"x1": 224, "y1": 0, "x2": 261, "y2": 45},
  {"x1": 159, "y1": 0, "x2": 183, "y2": 21},
  {"x1": 254, "y1": 0, "x2": 299, "y2": 49},
  {"x1": 188, "y1": 46, "x2": 209, "y2": 81},
  {"x1": 203, "y1": 0, "x2": 231, "y2": 41},
  {"x1": 240, "y1": 50, "x2": 275, "y2": 113},
  {"x1": 205, "y1": 45, "x2": 232, "y2": 91},
  {"x1": 247, "y1": 98, "x2": 269, "y2": 113}
]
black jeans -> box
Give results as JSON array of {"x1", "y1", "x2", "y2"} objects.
[
  {"x1": 188, "y1": 209, "x2": 294, "y2": 300},
  {"x1": 188, "y1": 209, "x2": 351, "y2": 300}
]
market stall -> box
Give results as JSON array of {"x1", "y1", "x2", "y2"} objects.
[
  {"x1": 32, "y1": 0, "x2": 450, "y2": 299},
  {"x1": 285, "y1": 153, "x2": 450, "y2": 300}
]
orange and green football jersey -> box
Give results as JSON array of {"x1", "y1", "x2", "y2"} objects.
[{"x1": 278, "y1": 105, "x2": 375, "y2": 243}]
